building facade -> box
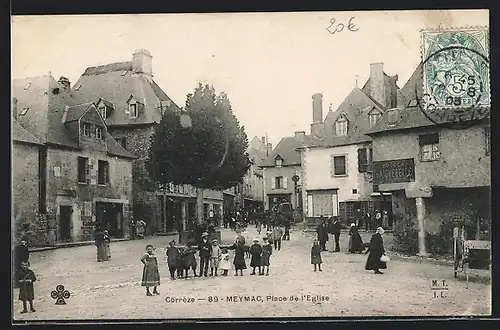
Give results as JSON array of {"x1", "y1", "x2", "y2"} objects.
[
  {"x1": 71, "y1": 49, "x2": 224, "y2": 233},
  {"x1": 261, "y1": 134, "x2": 303, "y2": 212},
  {"x1": 299, "y1": 63, "x2": 399, "y2": 227},
  {"x1": 367, "y1": 64, "x2": 491, "y2": 254},
  {"x1": 12, "y1": 75, "x2": 136, "y2": 244}
]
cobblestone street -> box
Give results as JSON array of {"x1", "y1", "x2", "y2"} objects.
[{"x1": 13, "y1": 227, "x2": 491, "y2": 321}]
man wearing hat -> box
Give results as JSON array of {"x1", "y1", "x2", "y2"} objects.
[{"x1": 198, "y1": 232, "x2": 212, "y2": 277}]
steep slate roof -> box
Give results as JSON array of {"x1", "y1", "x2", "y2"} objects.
[
  {"x1": 12, "y1": 120, "x2": 43, "y2": 145},
  {"x1": 64, "y1": 102, "x2": 95, "y2": 122},
  {"x1": 71, "y1": 62, "x2": 181, "y2": 127},
  {"x1": 304, "y1": 87, "x2": 386, "y2": 149},
  {"x1": 12, "y1": 75, "x2": 137, "y2": 159},
  {"x1": 261, "y1": 136, "x2": 304, "y2": 167}
]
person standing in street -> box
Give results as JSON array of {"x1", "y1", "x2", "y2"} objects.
[
  {"x1": 94, "y1": 228, "x2": 108, "y2": 262},
  {"x1": 382, "y1": 210, "x2": 389, "y2": 229},
  {"x1": 103, "y1": 230, "x2": 111, "y2": 260},
  {"x1": 17, "y1": 260, "x2": 36, "y2": 313},
  {"x1": 198, "y1": 232, "x2": 212, "y2": 277},
  {"x1": 210, "y1": 239, "x2": 221, "y2": 276},
  {"x1": 166, "y1": 240, "x2": 179, "y2": 280},
  {"x1": 283, "y1": 218, "x2": 291, "y2": 241},
  {"x1": 141, "y1": 244, "x2": 160, "y2": 296},
  {"x1": 249, "y1": 238, "x2": 263, "y2": 275},
  {"x1": 14, "y1": 239, "x2": 30, "y2": 289},
  {"x1": 374, "y1": 210, "x2": 382, "y2": 229},
  {"x1": 331, "y1": 217, "x2": 341, "y2": 252},
  {"x1": 272, "y1": 225, "x2": 284, "y2": 251},
  {"x1": 348, "y1": 223, "x2": 364, "y2": 253},
  {"x1": 365, "y1": 227, "x2": 387, "y2": 274},
  {"x1": 256, "y1": 220, "x2": 262, "y2": 235},
  {"x1": 219, "y1": 248, "x2": 231, "y2": 276},
  {"x1": 311, "y1": 239, "x2": 323, "y2": 272},
  {"x1": 316, "y1": 218, "x2": 329, "y2": 252},
  {"x1": 226, "y1": 238, "x2": 247, "y2": 276},
  {"x1": 260, "y1": 237, "x2": 273, "y2": 276},
  {"x1": 364, "y1": 211, "x2": 372, "y2": 231},
  {"x1": 136, "y1": 219, "x2": 146, "y2": 239}
]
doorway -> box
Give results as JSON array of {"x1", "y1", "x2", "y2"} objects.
[
  {"x1": 96, "y1": 202, "x2": 124, "y2": 238},
  {"x1": 59, "y1": 205, "x2": 72, "y2": 242}
]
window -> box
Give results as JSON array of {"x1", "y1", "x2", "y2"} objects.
[
  {"x1": 82, "y1": 123, "x2": 92, "y2": 137},
  {"x1": 485, "y1": 128, "x2": 490, "y2": 156},
  {"x1": 77, "y1": 157, "x2": 89, "y2": 183},
  {"x1": 352, "y1": 189, "x2": 358, "y2": 194},
  {"x1": 98, "y1": 106, "x2": 107, "y2": 119},
  {"x1": 332, "y1": 155, "x2": 347, "y2": 176},
  {"x1": 335, "y1": 118, "x2": 348, "y2": 136},
  {"x1": 357, "y1": 148, "x2": 369, "y2": 173},
  {"x1": 273, "y1": 176, "x2": 287, "y2": 189},
  {"x1": 275, "y1": 158, "x2": 283, "y2": 167},
  {"x1": 369, "y1": 113, "x2": 382, "y2": 128},
  {"x1": 95, "y1": 126, "x2": 104, "y2": 140},
  {"x1": 419, "y1": 133, "x2": 440, "y2": 161},
  {"x1": 98, "y1": 160, "x2": 109, "y2": 185},
  {"x1": 129, "y1": 103, "x2": 138, "y2": 118},
  {"x1": 24, "y1": 83, "x2": 31, "y2": 91}
]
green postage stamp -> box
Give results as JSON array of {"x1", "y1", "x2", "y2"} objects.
[{"x1": 421, "y1": 27, "x2": 490, "y2": 111}]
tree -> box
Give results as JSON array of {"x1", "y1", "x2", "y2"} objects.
[{"x1": 146, "y1": 83, "x2": 251, "y2": 225}]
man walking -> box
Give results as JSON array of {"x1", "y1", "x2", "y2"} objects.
[
  {"x1": 272, "y1": 225, "x2": 284, "y2": 251},
  {"x1": 316, "y1": 218, "x2": 329, "y2": 252},
  {"x1": 283, "y1": 218, "x2": 291, "y2": 241},
  {"x1": 331, "y1": 217, "x2": 341, "y2": 252}
]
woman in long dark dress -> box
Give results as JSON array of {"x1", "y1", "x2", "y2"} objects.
[
  {"x1": 226, "y1": 239, "x2": 247, "y2": 276},
  {"x1": 365, "y1": 227, "x2": 387, "y2": 274},
  {"x1": 348, "y1": 223, "x2": 364, "y2": 253},
  {"x1": 249, "y1": 238, "x2": 263, "y2": 275}
]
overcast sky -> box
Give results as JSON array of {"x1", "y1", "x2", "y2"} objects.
[{"x1": 12, "y1": 10, "x2": 488, "y2": 146}]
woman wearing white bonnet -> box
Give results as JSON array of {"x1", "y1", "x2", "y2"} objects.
[{"x1": 365, "y1": 226, "x2": 388, "y2": 274}]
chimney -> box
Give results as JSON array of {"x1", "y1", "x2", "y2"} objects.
[
  {"x1": 267, "y1": 143, "x2": 273, "y2": 155},
  {"x1": 133, "y1": 49, "x2": 153, "y2": 77},
  {"x1": 12, "y1": 97, "x2": 18, "y2": 120},
  {"x1": 390, "y1": 75, "x2": 399, "y2": 108},
  {"x1": 295, "y1": 131, "x2": 305, "y2": 142},
  {"x1": 312, "y1": 93, "x2": 323, "y2": 123},
  {"x1": 58, "y1": 76, "x2": 70, "y2": 91},
  {"x1": 369, "y1": 63, "x2": 388, "y2": 108},
  {"x1": 261, "y1": 136, "x2": 266, "y2": 145}
]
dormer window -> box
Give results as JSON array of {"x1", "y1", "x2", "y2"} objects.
[
  {"x1": 82, "y1": 123, "x2": 92, "y2": 137},
  {"x1": 74, "y1": 85, "x2": 82, "y2": 91},
  {"x1": 95, "y1": 126, "x2": 104, "y2": 140},
  {"x1": 275, "y1": 156, "x2": 283, "y2": 167},
  {"x1": 20, "y1": 107, "x2": 29, "y2": 116},
  {"x1": 98, "y1": 106, "x2": 107, "y2": 119},
  {"x1": 369, "y1": 110, "x2": 382, "y2": 128},
  {"x1": 24, "y1": 83, "x2": 31, "y2": 91},
  {"x1": 129, "y1": 103, "x2": 138, "y2": 118},
  {"x1": 335, "y1": 115, "x2": 348, "y2": 136}
]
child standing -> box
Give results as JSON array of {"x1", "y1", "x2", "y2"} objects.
[
  {"x1": 18, "y1": 261, "x2": 36, "y2": 313},
  {"x1": 166, "y1": 240, "x2": 179, "y2": 280},
  {"x1": 183, "y1": 245, "x2": 198, "y2": 279},
  {"x1": 141, "y1": 244, "x2": 160, "y2": 296},
  {"x1": 103, "y1": 230, "x2": 111, "y2": 260},
  {"x1": 249, "y1": 238, "x2": 263, "y2": 275},
  {"x1": 261, "y1": 237, "x2": 273, "y2": 276},
  {"x1": 219, "y1": 248, "x2": 230, "y2": 276},
  {"x1": 227, "y1": 239, "x2": 247, "y2": 276},
  {"x1": 311, "y1": 239, "x2": 323, "y2": 272},
  {"x1": 210, "y1": 239, "x2": 221, "y2": 276}
]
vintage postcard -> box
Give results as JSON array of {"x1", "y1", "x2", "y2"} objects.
[{"x1": 11, "y1": 9, "x2": 491, "y2": 321}]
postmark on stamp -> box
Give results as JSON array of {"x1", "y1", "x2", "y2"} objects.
[{"x1": 419, "y1": 27, "x2": 490, "y2": 126}]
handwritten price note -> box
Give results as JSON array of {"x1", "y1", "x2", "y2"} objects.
[{"x1": 327, "y1": 17, "x2": 360, "y2": 35}]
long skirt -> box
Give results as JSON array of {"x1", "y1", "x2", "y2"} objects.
[
  {"x1": 19, "y1": 283, "x2": 35, "y2": 301},
  {"x1": 311, "y1": 254, "x2": 322, "y2": 265},
  {"x1": 97, "y1": 243, "x2": 108, "y2": 261},
  {"x1": 365, "y1": 251, "x2": 387, "y2": 270}
]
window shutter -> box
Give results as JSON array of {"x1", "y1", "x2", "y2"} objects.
[
  {"x1": 283, "y1": 176, "x2": 288, "y2": 189},
  {"x1": 271, "y1": 177, "x2": 276, "y2": 189},
  {"x1": 307, "y1": 195, "x2": 313, "y2": 217},
  {"x1": 358, "y1": 148, "x2": 367, "y2": 172}
]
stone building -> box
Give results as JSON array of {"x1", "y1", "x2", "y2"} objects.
[
  {"x1": 12, "y1": 75, "x2": 136, "y2": 244},
  {"x1": 367, "y1": 63, "x2": 491, "y2": 254},
  {"x1": 70, "y1": 49, "x2": 223, "y2": 233},
  {"x1": 298, "y1": 63, "x2": 399, "y2": 227}
]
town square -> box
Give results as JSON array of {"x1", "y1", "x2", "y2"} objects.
[{"x1": 11, "y1": 10, "x2": 491, "y2": 321}]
